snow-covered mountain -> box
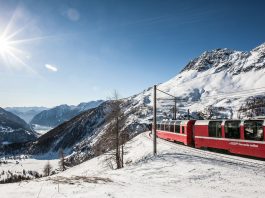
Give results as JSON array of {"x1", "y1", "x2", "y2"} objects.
[
  {"x1": 21, "y1": 100, "x2": 148, "y2": 158},
  {"x1": 0, "y1": 108, "x2": 37, "y2": 145},
  {"x1": 4, "y1": 107, "x2": 49, "y2": 123},
  {"x1": 30, "y1": 100, "x2": 104, "y2": 128},
  {"x1": 2, "y1": 43, "x2": 265, "y2": 159},
  {"x1": 58, "y1": 42, "x2": 265, "y2": 158},
  {"x1": 154, "y1": 43, "x2": 265, "y2": 119}
]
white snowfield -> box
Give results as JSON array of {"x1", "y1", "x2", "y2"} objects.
[
  {"x1": 0, "y1": 157, "x2": 59, "y2": 174},
  {"x1": 1, "y1": 132, "x2": 265, "y2": 198}
]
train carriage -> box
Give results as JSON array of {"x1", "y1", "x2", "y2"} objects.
[
  {"x1": 194, "y1": 119, "x2": 265, "y2": 158},
  {"x1": 156, "y1": 120, "x2": 196, "y2": 146}
]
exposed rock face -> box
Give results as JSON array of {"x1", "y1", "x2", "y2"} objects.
[{"x1": 181, "y1": 44, "x2": 265, "y2": 75}]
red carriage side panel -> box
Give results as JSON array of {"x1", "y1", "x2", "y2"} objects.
[
  {"x1": 194, "y1": 119, "x2": 265, "y2": 159},
  {"x1": 157, "y1": 131, "x2": 187, "y2": 144},
  {"x1": 194, "y1": 120, "x2": 210, "y2": 149},
  {"x1": 156, "y1": 120, "x2": 196, "y2": 146},
  {"x1": 228, "y1": 120, "x2": 265, "y2": 158}
]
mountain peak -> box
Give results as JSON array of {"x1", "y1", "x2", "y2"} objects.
[
  {"x1": 181, "y1": 43, "x2": 265, "y2": 74},
  {"x1": 251, "y1": 42, "x2": 265, "y2": 53},
  {"x1": 181, "y1": 47, "x2": 237, "y2": 73}
]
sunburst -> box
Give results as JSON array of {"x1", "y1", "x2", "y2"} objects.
[
  {"x1": 0, "y1": 26, "x2": 33, "y2": 70},
  {"x1": 0, "y1": 8, "x2": 49, "y2": 73}
]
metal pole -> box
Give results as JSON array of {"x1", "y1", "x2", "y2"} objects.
[
  {"x1": 188, "y1": 109, "x2": 190, "y2": 120},
  {"x1": 153, "y1": 85, "x2": 157, "y2": 156},
  {"x1": 174, "y1": 98, "x2": 177, "y2": 120}
]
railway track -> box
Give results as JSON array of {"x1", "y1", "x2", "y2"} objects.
[{"x1": 143, "y1": 132, "x2": 265, "y2": 170}]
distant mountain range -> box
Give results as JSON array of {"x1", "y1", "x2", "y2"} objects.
[
  {"x1": 0, "y1": 108, "x2": 37, "y2": 144},
  {"x1": 30, "y1": 100, "x2": 104, "y2": 128},
  {"x1": 4, "y1": 107, "x2": 49, "y2": 123}
]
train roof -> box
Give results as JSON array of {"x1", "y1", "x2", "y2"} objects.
[
  {"x1": 194, "y1": 119, "x2": 265, "y2": 126},
  {"x1": 194, "y1": 120, "x2": 212, "y2": 125},
  {"x1": 158, "y1": 120, "x2": 194, "y2": 125},
  {"x1": 158, "y1": 119, "x2": 265, "y2": 126}
]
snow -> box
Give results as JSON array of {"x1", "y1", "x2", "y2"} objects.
[
  {"x1": 0, "y1": 156, "x2": 60, "y2": 182},
  {"x1": 0, "y1": 157, "x2": 59, "y2": 174},
  {"x1": 1, "y1": 141, "x2": 11, "y2": 145},
  {"x1": 123, "y1": 43, "x2": 265, "y2": 121},
  {"x1": 129, "y1": 60, "x2": 265, "y2": 120},
  {"x1": 31, "y1": 124, "x2": 53, "y2": 135},
  {"x1": 1, "y1": 44, "x2": 265, "y2": 197},
  {"x1": 1, "y1": 132, "x2": 265, "y2": 197},
  {"x1": 0, "y1": 126, "x2": 14, "y2": 133}
]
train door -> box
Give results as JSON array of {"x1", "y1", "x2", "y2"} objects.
[{"x1": 187, "y1": 120, "x2": 196, "y2": 146}]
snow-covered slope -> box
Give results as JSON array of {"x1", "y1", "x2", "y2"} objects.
[
  {"x1": 1, "y1": 132, "x2": 265, "y2": 198},
  {"x1": 17, "y1": 100, "x2": 148, "y2": 157},
  {"x1": 134, "y1": 43, "x2": 265, "y2": 120},
  {"x1": 0, "y1": 156, "x2": 59, "y2": 183},
  {"x1": 0, "y1": 108, "x2": 37, "y2": 144},
  {"x1": 30, "y1": 100, "x2": 104, "y2": 128}
]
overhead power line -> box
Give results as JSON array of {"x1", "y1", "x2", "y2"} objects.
[{"x1": 156, "y1": 87, "x2": 265, "y2": 103}]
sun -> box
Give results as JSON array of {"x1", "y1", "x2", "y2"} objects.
[
  {"x1": 0, "y1": 35, "x2": 12, "y2": 55},
  {"x1": 0, "y1": 25, "x2": 48, "y2": 71},
  {"x1": 0, "y1": 29, "x2": 28, "y2": 67},
  {"x1": 0, "y1": 11, "x2": 40, "y2": 70},
  {"x1": 0, "y1": 8, "x2": 49, "y2": 74}
]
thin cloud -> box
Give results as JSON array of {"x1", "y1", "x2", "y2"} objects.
[{"x1": 45, "y1": 64, "x2": 58, "y2": 72}]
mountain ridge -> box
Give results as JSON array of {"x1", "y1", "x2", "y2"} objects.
[
  {"x1": 30, "y1": 100, "x2": 104, "y2": 128},
  {"x1": 4, "y1": 107, "x2": 49, "y2": 123},
  {"x1": 181, "y1": 43, "x2": 265, "y2": 74},
  {"x1": 0, "y1": 108, "x2": 37, "y2": 144}
]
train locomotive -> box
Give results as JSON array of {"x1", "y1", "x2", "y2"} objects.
[{"x1": 155, "y1": 119, "x2": 265, "y2": 159}]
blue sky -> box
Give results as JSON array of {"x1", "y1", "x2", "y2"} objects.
[{"x1": 0, "y1": 0, "x2": 265, "y2": 107}]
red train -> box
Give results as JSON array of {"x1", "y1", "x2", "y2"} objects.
[{"x1": 155, "y1": 119, "x2": 265, "y2": 159}]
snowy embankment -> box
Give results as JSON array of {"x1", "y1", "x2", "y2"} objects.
[
  {"x1": 0, "y1": 156, "x2": 59, "y2": 182},
  {"x1": 1, "y1": 132, "x2": 265, "y2": 198}
]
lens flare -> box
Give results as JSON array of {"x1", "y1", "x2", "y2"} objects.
[
  {"x1": 0, "y1": 36, "x2": 10, "y2": 54},
  {"x1": 0, "y1": 7, "x2": 43, "y2": 72}
]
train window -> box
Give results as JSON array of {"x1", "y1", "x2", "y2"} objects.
[
  {"x1": 225, "y1": 121, "x2": 240, "y2": 139},
  {"x1": 156, "y1": 124, "x2": 160, "y2": 130},
  {"x1": 175, "y1": 124, "x2": 180, "y2": 133},
  {"x1": 182, "y1": 126, "x2": 185, "y2": 134},
  {"x1": 159, "y1": 124, "x2": 163, "y2": 131},
  {"x1": 170, "y1": 125, "x2": 174, "y2": 132},
  {"x1": 244, "y1": 120, "x2": 264, "y2": 141},
  {"x1": 165, "y1": 124, "x2": 170, "y2": 131},
  {"x1": 208, "y1": 121, "x2": 222, "y2": 138}
]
